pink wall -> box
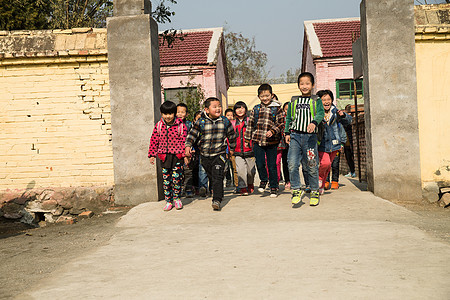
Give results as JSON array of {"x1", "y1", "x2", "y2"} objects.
[
  {"x1": 315, "y1": 59, "x2": 354, "y2": 101},
  {"x1": 160, "y1": 65, "x2": 219, "y2": 103}
]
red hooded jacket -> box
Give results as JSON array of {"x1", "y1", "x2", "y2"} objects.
[{"x1": 232, "y1": 117, "x2": 254, "y2": 157}]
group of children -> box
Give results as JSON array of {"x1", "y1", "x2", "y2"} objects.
[{"x1": 148, "y1": 72, "x2": 352, "y2": 211}]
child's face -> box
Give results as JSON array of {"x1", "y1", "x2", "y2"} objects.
[
  {"x1": 162, "y1": 113, "x2": 175, "y2": 124},
  {"x1": 176, "y1": 106, "x2": 187, "y2": 120},
  {"x1": 298, "y1": 76, "x2": 314, "y2": 96},
  {"x1": 283, "y1": 105, "x2": 288, "y2": 114},
  {"x1": 321, "y1": 94, "x2": 333, "y2": 112},
  {"x1": 235, "y1": 107, "x2": 246, "y2": 118},
  {"x1": 258, "y1": 90, "x2": 272, "y2": 106},
  {"x1": 205, "y1": 100, "x2": 222, "y2": 119},
  {"x1": 225, "y1": 111, "x2": 234, "y2": 120}
]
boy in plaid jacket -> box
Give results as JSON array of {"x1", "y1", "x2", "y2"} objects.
[
  {"x1": 244, "y1": 84, "x2": 285, "y2": 198},
  {"x1": 185, "y1": 97, "x2": 236, "y2": 211}
]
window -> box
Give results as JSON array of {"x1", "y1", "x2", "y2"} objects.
[
  {"x1": 336, "y1": 79, "x2": 363, "y2": 99},
  {"x1": 164, "y1": 87, "x2": 196, "y2": 104}
]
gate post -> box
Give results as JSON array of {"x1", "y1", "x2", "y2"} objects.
[
  {"x1": 107, "y1": 0, "x2": 162, "y2": 205},
  {"x1": 360, "y1": 0, "x2": 422, "y2": 202}
]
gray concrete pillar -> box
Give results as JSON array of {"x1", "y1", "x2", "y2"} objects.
[
  {"x1": 107, "y1": 0, "x2": 162, "y2": 205},
  {"x1": 360, "y1": 0, "x2": 422, "y2": 202}
]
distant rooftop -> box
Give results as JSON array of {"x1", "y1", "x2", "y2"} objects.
[
  {"x1": 304, "y1": 18, "x2": 360, "y2": 59},
  {"x1": 159, "y1": 27, "x2": 223, "y2": 67}
]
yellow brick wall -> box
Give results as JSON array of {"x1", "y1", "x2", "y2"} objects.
[{"x1": 0, "y1": 55, "x2": 113, "y2": 190}]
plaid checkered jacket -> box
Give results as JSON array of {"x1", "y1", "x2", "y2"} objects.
[
  {"x1": 185, "y1": 113, "x2": 236, "y2": 157},
  {"x1": 244, "y1": 103, "x2": 285, "y2": 146}
]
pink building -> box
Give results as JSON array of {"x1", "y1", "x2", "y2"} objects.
[
  {"x1": 159, "y1": 27, "x2": 229, "y2": 107},
  {"x1": 302, "y1": 18, "x2": 362, "y2": 101}
]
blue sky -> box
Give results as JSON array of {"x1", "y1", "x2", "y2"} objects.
[{"x1": 158, "y1": 0, "x2": 362, "y2": 79}]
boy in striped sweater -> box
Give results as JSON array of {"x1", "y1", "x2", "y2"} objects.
[{"x1": 285, "y1": 72, "x2": 324, "y2": 206}]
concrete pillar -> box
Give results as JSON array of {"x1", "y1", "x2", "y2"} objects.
[
  {"x1": 360, "y1": 0, "x2": 422, "y2": 202},
  {"x1": 107, "y1": 0, "x2": 162, "y2": 205}
]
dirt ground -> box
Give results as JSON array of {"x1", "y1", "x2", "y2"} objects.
[
  {"x1": 0, "y1": 187, "x2": 448, "y2": 299},
  {"x1": 0, "y1": 209, "x2": 129, "y2": 300}
]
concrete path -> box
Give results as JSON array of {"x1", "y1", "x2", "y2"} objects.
[{"x1": 18, "y1": 178, "x2": 450, "y2": 299}]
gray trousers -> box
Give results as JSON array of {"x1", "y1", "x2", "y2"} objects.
[{"x1": 235, "y1": 156, "x2": 256, "y2": 189}]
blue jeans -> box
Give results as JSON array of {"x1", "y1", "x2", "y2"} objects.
[
  {"x1": 253, "y1": 143, "x2": 278, "y2": 189},
  {"x1": 287, "y1": 132, "x2": 319, "y2": 191},
  {"x1": 198, "y1": 157, "x2": 209, "y2": 189}
]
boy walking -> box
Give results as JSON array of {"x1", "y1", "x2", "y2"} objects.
[
  {"x1": 185, "y1": 97, "x2": 236, "y2": 210},
  {"x1": 244, "y1": 84, "x2": 285, "y2": 197},
  {"x1": 285, "y1": 72, "x2": 324, "y2": 206}
]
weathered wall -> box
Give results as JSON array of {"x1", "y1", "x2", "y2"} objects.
[
  {"x1": 215, "y1": 37, "x2": 228, "y2": 107},
  {"x1": 360, "y1": 0, "x2": 422, "y2": 202},
  {"x1": 415, "y1": 5, "x2": 450, "y2": 200},
  {"x1": 0, "y1": 29, "x2": 113, "y2": 191}
]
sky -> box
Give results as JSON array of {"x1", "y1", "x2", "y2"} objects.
[{"x1": 158, "y1": 0, "x2": 362, "y2": 80}]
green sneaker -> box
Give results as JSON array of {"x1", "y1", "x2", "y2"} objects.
[
  {"x1": 291, "y1": 189, "x2": 303, "y2": 204},
  {"x1": 310, "y1": 191, "x2": 320, "y2": 206}
]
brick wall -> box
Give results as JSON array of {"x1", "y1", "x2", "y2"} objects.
[
  {"x1": 340, "y1": 111, "x2": 367, "y2": 181},
  {"x1": 0, "y1": 29, "x2": 113, "y2": 191}
]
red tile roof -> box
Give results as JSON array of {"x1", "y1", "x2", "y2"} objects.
[
  {"x1": 159, "y1": 31, "x2": 213, "y2": 66},
  {"x1": 313, "y1": 20, "x2": 360, "y2": 58}
]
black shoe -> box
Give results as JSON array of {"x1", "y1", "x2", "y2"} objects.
[
  {"x1": 199, "y1": 187, "x2": 207, "y2": 197},
  {"x1": 212, "y1": 200, "x2": 221, "y2": 211},
  {"x1": 258, "y1": 181, "x2": 267, "y2": 193},
  {"x1": 270, "y1": 187, "x2": 278, "y2": 198}
]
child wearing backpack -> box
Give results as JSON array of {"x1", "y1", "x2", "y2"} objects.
[
  {"x1": 285, "y1": 72, "x2": 324, "y2": 206},
  {"x1": 148, "y1": 101, "x2": 188, "y2": 211},
  {"x1": 244, "y1": 84, "x2": 285, "y2": 198},
  {"x1": 316, "y1": 90, "x2": 351, "y2": 195},
  {"x1": 177, "y1": 103, "x2": 194, "y2": 198},
  {"x1": 185, "y1": 97, "x2": 236, "y2": 211},
  {"x1": 232, "y1": 101, "x2": 256, "y2": 196}
]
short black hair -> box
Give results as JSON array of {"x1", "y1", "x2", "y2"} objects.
[
  {"x1": 317, "y1": 89, "x2": 334, "y2": 101},
  {"x1": 297, "y1": 72, "x2": 315, "y2": 86},
  {"x1": 204, "y1": 97, "x2": 220, "y2": 108},
  {"x1": 160, "y1": 101, "x2": 177, "y2": 114},
  {"x1": 257, "y1": 83, "x2": 272, "y2": 95},
  {"x1": 233, "y1": 101, "x2": 248, "y2": 114},
  {"x1": 224, "y1": 108, "x2": 233, "y2": 116},
  {"x1": 176, "y1": 102, "x2": 188, "y2": 112},
  {"x1": 194, "y1": 110, "x2": 202, "y2": 119}
]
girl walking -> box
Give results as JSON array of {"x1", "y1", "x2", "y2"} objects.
[
  {"x1": 232, "y1": 101, "x2": 256, "y2": 196},
  {"x1": 148, "y1": 101, "x2": 188, "y2": 211}
]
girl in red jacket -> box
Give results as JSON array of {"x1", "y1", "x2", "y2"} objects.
[
  {"x1": 148, "y1": 101, "x2": 188, "y2": 211},
  {"x1": 232, "y1": 101, "x2": 256, "y2": 196}
]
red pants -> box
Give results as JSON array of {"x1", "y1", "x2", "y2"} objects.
[{"x1": 319, "y1": 150, "x2": 339, "y2": 188}]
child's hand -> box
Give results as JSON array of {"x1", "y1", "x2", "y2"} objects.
[
  {"x1": 185, "y1": 147, "x2": 192, "y2": 157},
  {"x1": 244, "y1": 140, "x2": 250, "y2": 149},
  {"x1": 229, "y1": 150, "x2": 234, "y2": 157},
  {"x1": 266, "y1": 130, "x2": 273, "y2": 138},
  {"x1": 307, "y1": 123, "x2": 316, "y2": 133},
  {"x1": 285, "y1": 135, "x2": 290, "y2": 145},
  {"x1": 338, "y1": 110, "x2": 345, "y2": 117},
  {"x1": 184, "y1": 157, "x2": 190, "y2": 165},
  {"x1": 149, "y1": 157, "x2": 155, "y2": 165}
]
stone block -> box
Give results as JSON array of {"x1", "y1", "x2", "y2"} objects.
[
  {"x1": 422, "y1": 182, "x2": 440, "y2": 203},
  {"x1": 2, "y1": 202, "x2": 23, "y2": 218},
  {"x1": 41, "y1": 199, "x2": 58, "y2": 210},
  {"x1": 114, "y1": 0, "x2": 151, "y2": 16},
  {"x1": 78, "y1": 210, "x2": 94, "y2": 218},
  {"x1": 56, "y1": 215, "x2": 77, "y2": 225},
  {"x1": 441, "y1": 193, "x2": 450, "y2": 207}
]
